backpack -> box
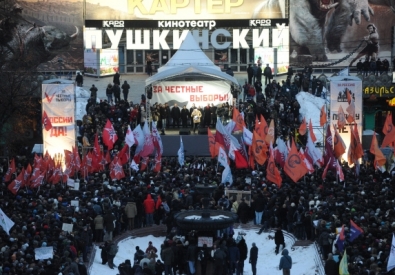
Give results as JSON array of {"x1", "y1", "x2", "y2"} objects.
[{"x1": 197, "y1": 250, "x2": 205, "y2": 261}]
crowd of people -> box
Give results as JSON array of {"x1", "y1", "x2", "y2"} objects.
[{"x1": 1, "y1": 66, "x2": 395, "y2": 275}]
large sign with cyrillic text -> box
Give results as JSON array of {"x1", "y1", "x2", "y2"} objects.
[
  {"x1": 363, "y1": 86, "x2": 395, "y2": 98},
  {"x1": 85, "y1": 0, "x2": 288, "y2": 20},
  {"x1": 151, "y1": 81, "x2": 231, "y2": 108},
  {"x1": 42, "y1": 84, "x2": 76, "y2": 158},
  {"x1": 330, "y1": 80, "x2": 363, "y2": 162}
]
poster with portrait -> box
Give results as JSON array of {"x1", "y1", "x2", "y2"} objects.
[
  {"x1": 225, "y1": 190, "x2": 252, "y2": 206},
  {"x1": 290, "y1": 1, "x2": 395, "y2": 67}
]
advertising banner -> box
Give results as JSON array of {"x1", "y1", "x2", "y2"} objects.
[
  {"x1": 330, "y1": 79, "x2": 363, "y2": 162},
  {"x1": 0, "y1": 1, "x2": 83, "y2": 70},
  {"x1": 42, "y1": 84, "x2": 76, "y2": 158},
  {"x1": 84, "y1": 49, "x2": 119, "y2": 77},
  {"x1": 289, "y1": 1, "x2": 395, "y2": 67},
  {"x1": 151, "y1": 81, "x2": 231, "y2": 108},
  {"x1": 85, "y1": 0, "x2": 288, "y2": 20}
]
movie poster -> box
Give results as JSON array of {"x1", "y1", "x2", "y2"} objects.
[
  {"x1": 290, "y1": 1, "x2": 395, "y2": 67},
  {"x1": 0, "y1": 0, "x2": 83, "y2": 71}
]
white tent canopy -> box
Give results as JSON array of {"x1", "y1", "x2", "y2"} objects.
[{"x1": 145, "y1": 32, "x2": 239, "y2": 88}]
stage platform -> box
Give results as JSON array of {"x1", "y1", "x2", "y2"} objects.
[{"x1": 157, "y1": 128, "x2": 241, "y2": 157}]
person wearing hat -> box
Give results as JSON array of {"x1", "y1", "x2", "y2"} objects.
[
  {"x1": 274, "y1": 225, "x2": 286, "y2": 255},
  {"x1": 76, "y1": 72, "x2": 83, "y2": 87},
  {"x1": 279, "y1": 249, "x2": 292, "y2": 275},
  {"x1": 107, "y1": 242, "x2": 119, "y2": 269},
  {"x1": 124, "y1": 199, "x2": 137, "y2": 231},
  {"x1": 324, "y1": 253, "x2": 339, "y2": 275},
  {"x1": 121, "y1": 80, "x2": 130, "y2": 101},
  {"x1": 118, "y1": 259, "x2": 133, "y2": 275}
]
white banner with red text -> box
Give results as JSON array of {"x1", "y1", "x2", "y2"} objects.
[
  {"x1": 42, "y1": 84, "x2": 76, "y2": 158},
  {"x1": 151, "y1": 81, "x2": 232, "y2": 108},
  {"x1": 329, "y1": 79, "x2": 362, "y2": 162}
]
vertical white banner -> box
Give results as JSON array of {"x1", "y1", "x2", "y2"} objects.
[
  {"x1": 330, "y1": 78, "x2": 363, "y2": 162},
  {"x1": 42, "y1": 83, "x2": 76, "y2": 157}
]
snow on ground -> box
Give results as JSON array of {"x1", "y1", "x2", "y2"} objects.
[
  {"x1": 76, "y1": 87, "x2": 91, "y2": 121},
  {"x1": 89, "y1": 228, "x2": 317, "y2": 275}
]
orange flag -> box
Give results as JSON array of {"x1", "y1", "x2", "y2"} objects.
[
  {"x1": 352, "y1": 124, "x2": 363, "y2": 159},
  {"x1": 267, "y1": 143, "x2": 282, "y2": 187},
  {"x1": 207, "y1": 128, "x2": 217, "y2": 158},
  {"x1": 370, "y1": 132, "x2": 386, "y2": 169},
  {"x1": 264, "y1": 119, "x2": 275, "y2": 145},
  {"x1": 346, "y1": 88, "x2": 352, "y2": 105},
  {"x1": 255, "y1": 115, "x2": 267, "y2": 139},
  {"x1": 337, "y1": 105, "x2": 347, "y2": 129},
  {"x1": 320, "y1": 105, "x2": 327, "y2": 126},
  {"x1": 299, "y1": 117, "x2": 307, "y2": 135},
  {"x1": 252, "y1": 130, "x2": 267, "y2": 165},
  {"x1": 284, "y1": 139, "x2": 309, "y2": 183},
  {"x1": 308, "y1": 119, "x2": 317, "y2": 143},
  {"x1": 248, "y1": 146, "x2": 255, "y2": 169},
  {"x1": 232, "y1": 108, "x2": 246, "y2": 132},
  {"x1": 348, "y1": 124, "x2": 363, "y2": 165},
  {"x1": 346, "y1": 101, "x2": 355, "y2": 123},
  {"x1": 333, "y1": 125, "x2": 346, "y2": 159},
  {"x1": 381, "y1": 113, "x2": 395, "y2": 148}
]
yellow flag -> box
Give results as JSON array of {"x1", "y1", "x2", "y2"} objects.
[{"x1": 339, "y1": 250, "x2": 349, "y2": 275}]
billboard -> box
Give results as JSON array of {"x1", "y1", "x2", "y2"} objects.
[
  {"x1": 151, "y1": 81, "x2": 232, "y2": 108},
  {"x1": 84, "y1": 49, "x2": 119, "y2": 77},
  {"x1": 42, "y1": 83, "x2": 76, "y2": 159},
  {"x1": 290, "y1": 1, "x2": 395, "y2": 67},
  {"x1": 85, "y1": 0, "x2": 288, "y2": 20},
  {"x1": 330, "y1": 79, "x2": 363, "y2": 162},
  {"x1": 0, "y1": 1, "x2": 84, "y2": 70}
]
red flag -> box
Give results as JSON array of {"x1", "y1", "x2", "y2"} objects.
[
  {"x1": 308, "y1": 119, "x2": 317, "y2": 143},
  {"x1": 337, "y1": 105, "x2": 347, "y2": 129},
  {"x1": 73, "y1": 147, "x2": 81, "y2": 170},
  {"x1": 23, "y1": 164, "x2": 32, "y2": 187},
  {"x1": 118, "y1": 144, "x2": 130, "y2": 165},
  {"x1": 30, "y1": 171, "x2": 45, "y2": 188},
  {"x1": 252, "y1": 130, "x2": 267, "y2": 165},
  {"x1": 346, "y1": 88, "x2": 352, "y2": 105},
  {"x1": 320, "y1": 105, "x2": 327, "y2": 127},
  {"x1": 370, "y1": 132, "x2": 386, "y2": 170},
  {"x1": 215, "y1": 120, "x2": 229, "y2": 149},
  {"x1": 93, "y1": 134, "x2": 101, "y2": 157},
  {"x1": 8, "y1": 170, "x2": 24, "y2": 195},
  {"x1": 321, "y1": 157, "x2": 331, "y2": 181},
  {"x1": 298, "y1": 117, "x2": 307, "y2": 135},
  {"x1": 140, "y1": 157, "x2": 149, "y2": 171},
  {"x1": 4, "y1": 158, "x2": 16, "y2": 182},
  {"x1": 266, "y1": 143, "x2": 282, "y2": 187},
  {"x1": 299, "y1": 148, "x2": 314, "y2": 174},
  {"x1": 234, "y1": 150, "x2": 249, "y2": 169},
  {"x1": 232, "y1": 108, "x2": 246, "y2": 132},
  {"x1": 208, "y1": 128, "x2": 217, "y2": 158},
  {"x1": 284, "y1": 139, "x2": 309, "y2": 183},
  {"x1": 139, "y1": 123, "x2": 154, "y2": 157},
  {"x1": 49, "y1": 163, "x2": 62, "y2": 184},
  {"x1": 152, "y1": 151, "x2": 162, "y2": 173},
  {"x1": 110, "y1": 159, "x2": 125, "y2": 180},
  {"x1": 381, "y1": 113, "x2": 395, "y2": 148},
  {"x1": 348, "y1": 125, "x2": 363, "y2": 165},
  {"x1": 324, "y1": 126, "x2": 336, "y2": 171},
  {"x1": 102, "y1": 119, "x2": 118, "y2": 150},
  {"x1": 336, "y1": 160, "x2": 345, "y2": 182},
  {"x1": 42, "y1": 110, "x2": 52, "y2": 131},
  {"x1": 333, "y1": 125, "x2": 346, "y2": 159},
  {"x1": 105, "y1": 150, "x2": 111, "y2": 164},
  {"x1": 64, "y1": 149, "x2": 75, "y2": 168}
]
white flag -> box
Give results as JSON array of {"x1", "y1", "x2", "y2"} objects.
[
  {"x1": 130, "y1": 159, "x2": 139, "y2": 171},
  {"x1": 387, "y1": 234, "x2": 395, "y2": 271},
  {"x1": 218, "y1": 147, "x2": 228, "y2": 168},
  {"x1": 133, "y1": 124, "x2": 145, "y2": 154},
  {"x1": 178, "y1": 136, "x2": 184, "y2": 166},
  {"x1": 338, "y1": 67, "x2": 349, "y2": 76},
  {"x1": 221, "y1": 165, "x2": 233, "y2": 185},
  {"x1": 0, "y1": 208, "x2": 15, "y2": 235},
  {"x1": 242, "y1": 126, "x2": 252, "y2": 145},
  {"x1": 125, "y1": 125, "x2": 135, "y2": 147}
]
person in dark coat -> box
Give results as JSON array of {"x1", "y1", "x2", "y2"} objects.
[
  {"x1": 89, "y1": 84, "x2": 97, "y2": 101},
  {"x1": 113, "y1": 84, "x2": 121, "y2": 104},
  {"x1": 237, "y1": 237, "x2": 248, "y2": 275},
  {"x1": 186, "y1": 242, "x2": 197, "y2": 275},
  {"x1": 247, "y1": 64, "x2": 254, "y2": 84},
  {"x1": 121, "y1": 81, "x2": 130, "y2": 101},
  {"x1": 227, "y1": 239, "x2": 240, "y2": 275},
  {"x1": 198, "y1": 244, "x2": 210, "y2": 275},
  {"x1": 76, "y1": 72, "x2": 83, "y2": 87},
  {"x1": 107, "y1": 242, "x2": 118, "y2": 269},
  {"x1": 180, "y1": 105, "x2": 189, "y2": 128},
  {"x1": 99, "y1": 241, "x2": 110, "y2": 265},
  {"x1": 118, "y1": 259, "x2": 134, "y2": 275},
  {"x1": 113, "y1": 72, "x2": 121, "y2": 85},
  {"x1": 171, "y1": 103, "x2": 181, "y2": 128},
  {"x1": 203, "y1": 103, "x2": 211, "y2": 127},
  {"x1": 103, "y1": 211, "x2": 116, "y2": 241},
  {"x1": 324, "y1": 253, "x2": 339, "y2": 275},
  {"x1": 275, "y1": 226, "x2": 286, "y2": 255},
  {"x1": 213, "y1": 243, "x2": 227, "y2": 275},
  {"x1": 249, "y1": 242, "x2": 258, "y2": 275},
  {"x1": 237, "y1": 198, "x2": 250, "y2": 224},
  {"x1": 78, "y1": 258, "x2": 88, "y2": 275},
  {"x1": 253, "y1": 192, "x2": 266, "y2": 225}
]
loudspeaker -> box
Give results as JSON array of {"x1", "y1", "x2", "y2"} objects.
[
  {"x1": 179, "y1": 128, "x2": 190, "y2": 135},
  {"x1": 198, "y1": 128, "x2": 208, "y2": 135}
]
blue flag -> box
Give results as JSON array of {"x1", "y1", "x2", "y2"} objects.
[
  {"x1": 178, "y1": 136, "x2": 184, "y2": 166},
  {"x1": 349, "y1": 219, "x2": 363, "y2": 242},
  {"x1": 336, "y1": 225, "x2": 345, "y2": 253}
]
